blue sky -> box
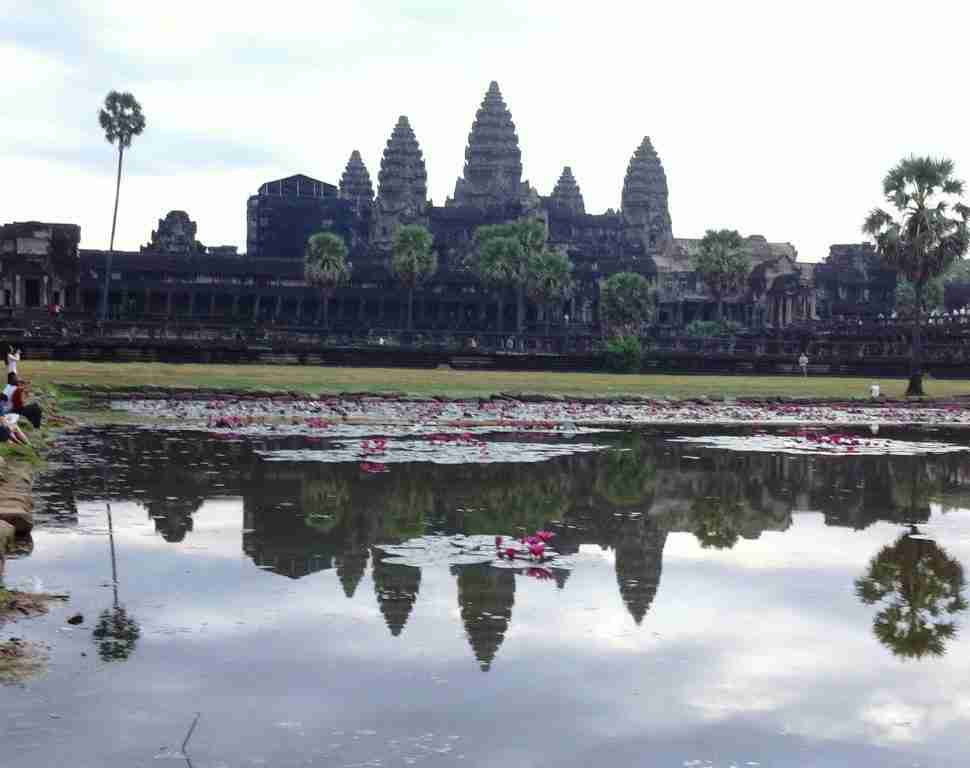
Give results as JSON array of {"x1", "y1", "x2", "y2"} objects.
[{"x1": 3, "y1": 0, "x2": 969, "y2": 262}]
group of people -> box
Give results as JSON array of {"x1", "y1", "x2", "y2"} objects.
[{"x1": 1, "y1": 346, "x2": 41, "y2": 446}]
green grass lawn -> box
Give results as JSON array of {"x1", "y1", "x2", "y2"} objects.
[{"x1": 18, "y1": 360, "x2": 970, "y2": 400}]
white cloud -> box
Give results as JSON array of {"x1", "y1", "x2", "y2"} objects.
[{"x1": 3, "y1": 0, "x2": 970, "y2": 263}]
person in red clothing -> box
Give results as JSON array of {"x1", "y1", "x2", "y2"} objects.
[{"x1": 6, "y1": 374, "x2": 41, "y2": 428}]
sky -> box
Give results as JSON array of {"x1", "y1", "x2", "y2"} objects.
[{"x1": 2, "y1": 0, "x2": 969, "y2": 263}]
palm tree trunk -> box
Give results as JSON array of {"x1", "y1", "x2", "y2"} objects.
[
  {"x1": 407, "y1": 287, "x2": 414, "y2": 331},
  {"x1": 323, "y1": 291, "x2": 330, "y2": 330},
  {"x1": 497, "y1": 294, "x2": 504, "y2": 334},
  {"x1": 516, "y1": 285, "x2": 525, "y2": 334},
  {"x1": 907, "y1": 282, "x2": 925, "y2": 396},
  {"x1": 101, "y1": 145, "x2": 124, "y2": 322},
  {"x1": 545, "y1": 303, "x2": 551, "y2": 337}
]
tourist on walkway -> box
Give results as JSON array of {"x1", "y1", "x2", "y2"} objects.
[{"x1": 798, "y1": 352, "x2": 809, "y2": 376}]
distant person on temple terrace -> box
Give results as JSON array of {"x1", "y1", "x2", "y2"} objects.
[
  {"x1": 798, "y1": 352, "x2": 809, "y2": 377},
  {"x1": 6, "y1": 345, "x2": 20, "y2": 377}
]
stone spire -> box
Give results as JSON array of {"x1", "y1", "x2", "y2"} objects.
[
  {"x1": 621, "y1": 136, "x2": 673, "y2": 251},
  {"x1": 453, "y1": 564, "x2": 516, "y2": 671},
  {"x1": 550, "y1": 166, "x2": 585, "y2": 215},
  {"x1": 614, "y1": 517, "x2": 667, "y2": 625},
  {"x1": 339, "y1": 150, "x2": 374, "y2": 210},
  {"x1": 377, "y1": 116, "x2": 428, "y2": 216},
  {"x1": 335, "y1": 548, "x2": 369, "y2": 598},
  {"x1": 451, "y1": 81, "x2": 524, "y2": 209},
  {"x1": 372, "y1": 555, "x2": 421, "y2": 637}
]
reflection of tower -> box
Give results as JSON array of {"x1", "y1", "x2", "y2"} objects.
[
  {"x1": 335, "y1": 549, "x2": 369, "y2": 598},
  {"x1": 146, "y1": 499, "x2": 200, "y2": 543},
  {"x1": 452, "y1": 564, "x2": 516, "y2": 671},
  {"x1": 372, "y1": 550, "x2": 421, "y2": 637},
  {"x1": 614, "y1": 516, "x2": 667, "y2": 625}
]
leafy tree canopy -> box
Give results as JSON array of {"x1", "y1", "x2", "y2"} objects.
[
  {"x1": 599, "y1": 272, "x2": 654, "y2": 335},
  {"x1": 304, "y1": 231, "x2": 351, "y2": 291},
  {"x1": 98, "y1": 91, "x2": 146, "y2": 149},
  {"x1": 692, "y1": 229, "x2": 750, "y2": 298},
  {"x1": 391, "y1": 224, "x2": 437, "y2": 288}
]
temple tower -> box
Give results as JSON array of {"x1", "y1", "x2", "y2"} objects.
[
  {"x1": 621, "y1": 137, "x2": 673, "y2": 251},
  {"x1": 452, "y1": 564, "x2": 516, "y2": 671},
  {"x1": 372, "y1": 554, "x2": 422, "y2": 637},
  {"x1": 339, "y1": 150, "x2": 375, "y2": 211},
  {"x1": 451, "y1": 81, "x2": 527, "y2": 210},
  {"x1": 375, "y1": 116, "x2": 428, "y2": 242},
  {"x1": 550, "y1": 166, "x2": 585, "y2": 215},
  {"x1": 614, "y1": 516, "x2": 667, "y2": 625}
]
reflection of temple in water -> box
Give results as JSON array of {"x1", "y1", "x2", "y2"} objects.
[
  {"x1": 34, "y1": 425, "x2": 970, "y2": 670},
  {"x1": 372, "y1": 551, "x2": 422, "y2": 637},
  {"x1": 452, "y1": 564, "x2": 516, "y2": 671}
]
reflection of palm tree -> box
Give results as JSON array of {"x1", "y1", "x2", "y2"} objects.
[
  {"x1": 690, "y1": 497, "x2": 742, "y2": 550},
  {"x1": 594, "y1": 435, "x2": 656, "y2": 508},
  {"x1": 855, "y1": 529, "x2": 968, "y2": 659},
  {"x1": 93, "y1": 496, "x2": 140, "y2": 661}
]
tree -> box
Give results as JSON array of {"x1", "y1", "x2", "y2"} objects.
[
  {"x1": 692, "y1": 229, "x2": 750, "y2": 321},
  {"x1": 472, "y1": 218, "x2": 546, "y2": 333},
  {"x1": 98, "y1": 91, "x2": 146, "y2": 322},
  {"x1": 863, "y1": 156, "x2": 970, "y2": 395},
  {"x1": 895, "y1": 277, "x2": 944, "y2": 319},
  {"x1": 391, "y1": 224, "x2": 437, "y2": 331},
  {"x1": 304, "y1": 232, "x2": 351, "y2": 330},
  {"x1": 525, "y1": 248, "x2": 573, "y2": 336},
  {"x1": 599, "y1": 272, "x2": 654, "y2": 336},
  {"x1": 855, "y1": 529, "x2": 967, "y2": 659}
]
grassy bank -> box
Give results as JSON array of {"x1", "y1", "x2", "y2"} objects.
[{"x1": 19, "y1": 360, "x2": 970, "y2": 400}]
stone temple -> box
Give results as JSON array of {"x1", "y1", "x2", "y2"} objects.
[{"x1": 0, "y1": 82, "x2": 896, "y2": 333}]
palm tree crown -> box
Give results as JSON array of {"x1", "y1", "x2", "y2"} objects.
[
  {"x1": 98, "y1": 91, "x2": 146, "y2": 149},
  {"x1": 305, "y1": 232, "x2": 351, "y2": 291},
  {"x1": 391, "y1": 225, "x2": 437, "y2": 289}
]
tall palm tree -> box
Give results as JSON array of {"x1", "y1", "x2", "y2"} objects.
[
  {"x1": 304, "y1": 232, "x2": 351, "y2": 330},
  {"x1": 692, "y1": 229, "x2": 749, "y2": 322},
  {"x1": 391, "y1": 224, "x2": 437, "y2": 331},
  {"x1": 863, "y1": 156, "x2": 970, "y2": 396},
  {"x1": 98, "y1": 91, "x2": 146, "y2": 322},
  {"x1": 525, "y1": 248, "x2": 573, "y2": 336},
  {"x1": 472, "y1": 218, "x2": 546, "y2": 333}
]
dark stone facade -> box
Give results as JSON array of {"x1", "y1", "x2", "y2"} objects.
[{"x1": 1, "y1": 82, "x2": 899, "y2": 331}]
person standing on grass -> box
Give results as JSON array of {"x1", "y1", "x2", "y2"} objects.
[
  {"x1": 798, "y1": 352, "x2": 809, "y2": 377},
  {"x1": 6, "y1": 346, "x2": 20, "y2": 377}
]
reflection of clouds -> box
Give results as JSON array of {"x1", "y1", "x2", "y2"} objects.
[{"x1": 11, "y1": 499, "x2": 970, "y2": 765}]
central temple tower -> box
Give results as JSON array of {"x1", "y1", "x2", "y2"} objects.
[{"x1": 450, "y1": 81, "x2": 531, "y2": 210}]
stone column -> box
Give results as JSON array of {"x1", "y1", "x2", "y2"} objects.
[
  {"x1": 253, "y1": 295, "x2": 261, "y2": 321},
  {"x1": 166, "y1": 291, "x2": 173, "y2": 317},
  {"x1": 297, "y1": 298, "x2": 304, "y2": 324},
  {"x1": 274, "y1": 295, "x2": 282, "y2": 321},
  {"x1": 14, "y1": 275, "x2": 21, "y2": 308},
  {"x1": 232, "y1": 295, "x2": 240, "y2": 318},
  {"x1": 209, "y1": 294, "x2": 217, "y2": 318}
]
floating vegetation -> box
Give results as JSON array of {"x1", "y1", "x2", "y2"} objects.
[
  {"x1": 669, "y1": 431, "x2": 970, "y2": 456},
  {"x1": 374, "y1": 532, "x2": 573, "y2": 580},
  {"x1": 259, "y1": 437, "x2": 604, "y2": 466}
]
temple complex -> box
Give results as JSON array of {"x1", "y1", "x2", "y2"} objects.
[{"x1": 2, "y1": 81, "x2": 896, "y2": 333}]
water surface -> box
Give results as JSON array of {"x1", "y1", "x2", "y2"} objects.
[{"x1": 3, "y1": 425, "x2": 970, "y2": 767}]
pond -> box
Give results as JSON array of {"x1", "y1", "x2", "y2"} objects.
[{"x1": 3, "y1": 422, "x2": 970, "y2": 767}]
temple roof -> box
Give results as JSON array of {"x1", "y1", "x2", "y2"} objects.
[
  {"x1": 339, "y1": 150, "x2": 374, "y2": 209},
  {"x1": 377, "y1": 116, "x2": 428, "y2": 214},
  {"x1": 451, "y1": 81, "x2": 524, "y2": 209},
  {"x1": 257, "y1": 174, "x2": 336, "y2": 199},
  {"x1": 621, "y1": 137, "x2": 673, "y2": 248},
  {"x1": 549, "y1": 166, "x2": 585, "y2": 215}
]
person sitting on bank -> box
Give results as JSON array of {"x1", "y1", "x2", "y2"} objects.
[
  {"x1": 0, "y1": 396, "x2": 30, "y2": 446},
  {"x1": 5, "y1": 374, "x2": 42, "y2": 429}
]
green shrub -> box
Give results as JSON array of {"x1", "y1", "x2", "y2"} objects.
[
  {"x1": 605, "y1": 335, "x2": 642, "y2": 373},
  {"x1": 684, "y1": 319, "x2": 743, "y2": 337}
]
